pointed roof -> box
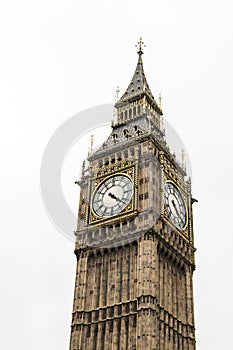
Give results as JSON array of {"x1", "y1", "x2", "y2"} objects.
[{"x1": 115, "y1": 38, "x2": 162, "y2": 115}]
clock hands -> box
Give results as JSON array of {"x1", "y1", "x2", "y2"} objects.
[
  {"x1": 164, "y1": 182, "x2": 186, "y2": 228},
  {"x1": 92, "y1": 175, "x2": 133, "y2": 218},
  {"x1": 171, "y1": 199, "x2": 185, "y2": 226},
  {"x1": 108, "y1": 192, "x2": 127, "y2": 205},
  {"x1": 171, "y1": 199, "x2": 180, "y2": 217},
  {"x1": 108, "y1": 192, "x2": 117, "y2": 200}
]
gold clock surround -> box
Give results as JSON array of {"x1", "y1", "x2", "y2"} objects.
[
  {"x1": 162, "y1": 179, "x2": 190, "y2": 241},
  {"x1": 88, "y1": 160, "x2": 138, "y2": 226}
]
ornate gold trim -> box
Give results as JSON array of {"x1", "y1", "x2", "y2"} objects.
[
  {"x1": 88, "y1": 162, "x2": 138, "y2": 226},
  {"x1": 162, "y1": 179, "x2": 189, "y2": 238}
]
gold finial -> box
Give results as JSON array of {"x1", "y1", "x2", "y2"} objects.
[{"x1": 135, "y1": 36, "x2": 145, "y2": 55}]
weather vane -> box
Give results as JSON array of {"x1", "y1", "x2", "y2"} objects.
[{"x1": 136, "y1": 36, "x2": 146, "y2": 55}]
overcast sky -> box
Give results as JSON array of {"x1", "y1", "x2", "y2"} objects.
[{"x1": 1, "y1": 1, "x2": 233, "y2": 349}]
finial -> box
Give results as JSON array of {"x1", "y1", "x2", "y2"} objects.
[
  {"x1": 158, "y1": 93, "x2": 163, "y2": 109},
  {"x1": 115, "y1": 86, "x2": 120, "y2": 102},
  {"x1": 90, "y1": 134, "x2": 94, "y2": 150},
  {"x1": 181, "y1": 149, "x2": 186, "y2": 171},
  {"x1": 88, "y1": 135, "x2": 94, "y2": 156},
  {"x1": 136, "y1": 36, "x2": 145, "y2": 55}
]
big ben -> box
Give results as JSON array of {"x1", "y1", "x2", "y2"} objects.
[{"x1": 69, "y1": 39, "x2": 196, "y2": 349}]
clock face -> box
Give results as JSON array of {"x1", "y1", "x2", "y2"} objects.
[
  {"x1": 164, "y1": 182, "x2": 187, "y2": 228},
  {"x1": 92, "y1": 174, "x2": 133, "y2": 218}
]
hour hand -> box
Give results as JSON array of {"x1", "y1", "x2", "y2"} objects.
[
  {"x1": 171, "y1": 199, "x2": 180, "y2": 217},
  {"x1": 108, "y1": 192, "x2": 126, "y2": 205},
  {"x1": 108, "y1": 192, "x2": 118, "y2": 200}
]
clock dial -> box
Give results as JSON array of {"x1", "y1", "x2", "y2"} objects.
[
  {"x1": 164, "y1": 182, "x2": 186, "y2": 228},
  {"x1": 92, "y1": 174, "x2": 133, "y2": 218}
]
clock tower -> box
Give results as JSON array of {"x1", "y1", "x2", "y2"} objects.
[{"x1": 69, "y1": 39, "x2": 196, "y2": 349}]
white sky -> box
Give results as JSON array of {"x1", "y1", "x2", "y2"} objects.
[{"x1": 1, "y1": 1, "x2": 233, "y2": 349}]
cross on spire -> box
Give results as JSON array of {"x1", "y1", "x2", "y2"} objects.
[{"x1": 136, "y1": 36, "x2": 145, "y2": 55}]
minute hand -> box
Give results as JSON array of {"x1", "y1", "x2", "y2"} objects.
[{"x1": 116, "y1": 197, "x2": 127, "y2": 205}]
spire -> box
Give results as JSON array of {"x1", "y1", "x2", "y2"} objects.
[{"x1": 115, "y1": 37, "x2": 162, "y2": 115}]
